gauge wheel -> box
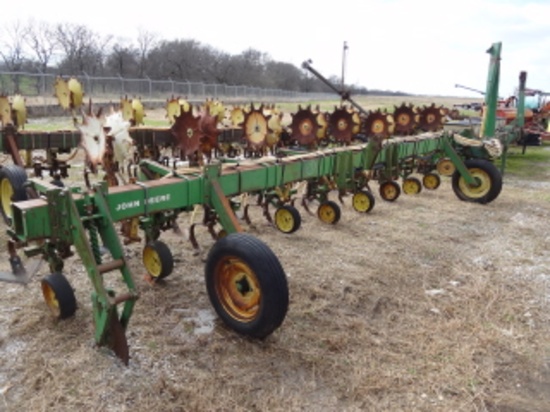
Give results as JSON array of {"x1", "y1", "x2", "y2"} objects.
[
  {"x1": 352, "y1": 190, "x2": 375, "y2": 213},
  {"x1": 451, "y1": 159, "x2": 502, "y2": 204},
  {"x1": 274, "y1": 205, "x2": 301, "y2": 234},
  {"x1": 41, "y1": 272, "x2": 77, "y2": 319},
  {"x1": 143, "y1": 240, "x2": 174, "y2": 280},
  {"x1": 317, "y1": 200, "x2": 341, "y2": 224},
  {"x1": 436, "y1": 158, "x2": 456, "y2": 176},
  {"x1": 379, "y1": 181, "x2": 401, "y2": 202},
  {"x1": 422, "y1": 173, "x2": 441, "y2": 190},
  {"x1": 205, "y1": 233, "x2": 289, "y2": 338},
  {"x1": 402, "y1": 177, "x2": 422, "y2": 195},
  {"x1": 0, "y1": 165, "x2": 28, "y2": 225}
]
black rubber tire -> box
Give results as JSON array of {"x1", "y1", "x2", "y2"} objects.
[
  {"x1": 317, "y1": 200, "x2": 341, "y2": 224},
  {"x1": 142, "y1": 240, "x2": 174, "y2": 280},
  {"x1": 205, "y1": 233, "x2": 289, "y2": 339},
  {"x1": 452, "y1": 159, "x2": 503, "y2": 204},
  {"x1": 0, "y1": 165, "x2": 28, "y2": 224},
  {"x1": 274, "y1": 204, "x2": 301, "y2": 234},
  {"x1": 379, "y1": 180, "x2": 401, "y2": 202},
  {"x1": 41, "y1": 272, "x2": 77, "y2": 319}
]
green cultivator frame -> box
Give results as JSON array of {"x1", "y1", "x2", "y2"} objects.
[{"x1": 0, "y1": 42, "x2": 519, "y2": 364}]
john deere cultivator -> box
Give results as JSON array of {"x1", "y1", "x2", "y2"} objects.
[{"x1": 0, "y1": 42, "x2": 517, "y2": 364}]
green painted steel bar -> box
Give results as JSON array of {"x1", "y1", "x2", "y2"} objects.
[
  {"x1": 9, "y1": 132, "x2": 472, "y2": 244},
  {"x1": 481, "y1": 42, "x2": 502, "y2": 138}
]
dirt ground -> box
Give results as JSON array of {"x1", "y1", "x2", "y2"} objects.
[{"x1": 0, "y1": 109, "x2": 549, "y2": 411}]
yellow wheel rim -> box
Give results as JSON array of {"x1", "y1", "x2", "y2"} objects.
[
  {"x1": 403, "y1": 178, "x2": 421, "y2": 195},
  {"x1": 41, "y1": 283, "x2": 61, "y2": 318},
  {"x1": 381, "y1": 182, "x2": 398, "y2": 200},
  {"x1": 371, "y1": 119, "x2": 385, "y2": 134},
  {"x1": 458, "y1": 168, "x2": 491, "y2": 198},
  {"x1": 423, "y1": 174, "x2": 440, "y2": 190},
  {"x1": 274, "y1": 208, "x2": 295, "y2": 233},
  {"x1": 1, "y1": 178, "x2": 14, "y2": 219},
  {"x1": 215, "y1": 257, "x2": 260, "y2": 322},
  {"x1": 436, "y1": 158, "x2": 455, "y2": 176},
  {"x1": 397, "y1": 113, "x2": 411, "y2": 126},
  {"x1": 318, "y1": 203, "x2": 336, "y2": 223},
  {"x1": 143, "y1": 246, "x2": 162, "y2": 278},
  {"x1": 352, "y1": 192, "x2": 372, "y2": 212}
]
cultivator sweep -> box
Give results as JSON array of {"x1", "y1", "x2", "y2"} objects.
[{"x1": 0, "y1": 42, "x2": 521, "y2": 364}]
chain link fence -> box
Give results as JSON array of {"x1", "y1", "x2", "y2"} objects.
[{"x1": 0, "y1": 71, "x2": 334, "y2": 104}]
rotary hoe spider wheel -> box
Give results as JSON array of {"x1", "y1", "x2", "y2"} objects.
[
  {"x1": 363, "y1": 109, "x2": 392, "y2": 139},
  {"x1": 313, "y1": 105, "x2": 329, "y2": 141},
  {"x1": 171, "y1": 106, "x2": 202, "y2": 158},
  {"x1": 205, "y1": 98, "x2": 226, "y2": 123},
  {"x1": 418, "y1": 103, "x2": 445, "y2": 132},
  {"x1": 267, "y1": 113, "x2": 284, "y2": 149},
  {"x1": 243, "y1": 104, "x2": 270, "y2": 152},
  {"x1": 55, "y1": 77, "x2": 84, "y2": 110},
  {"x1": 351, "y1": 110, "x2": 362, "y2": 135},
  {"x1": 198, "y1": 106, "x2": 221, "y2": 157},
  {"x1": 393, "y1": 103, "x2": 418, "y2": 135},
  {"x1": 329, "y1": 106, "x2": 355, "y2": 143},
  {"x1": 290, "y1": 105, "x2": 319, "y2": 147},
  {"x1": 166, "y1": 96, "x2": 190, "y2": 124},
  {"x1": 230, "y1": 106, "x2": 246, "y2": 128}
]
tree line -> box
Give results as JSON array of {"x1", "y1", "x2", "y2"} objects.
[{"x1": 0, "y1": 20, "x2": 407, "y2": 96}]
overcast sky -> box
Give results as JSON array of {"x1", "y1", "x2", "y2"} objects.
[{"x1": 2, "y1": 0, "x2": 549, "y2": 97}]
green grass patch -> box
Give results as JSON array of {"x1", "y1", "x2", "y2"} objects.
[{"x1": 502, "y1": 142, "x2": 550, "y2": 180}]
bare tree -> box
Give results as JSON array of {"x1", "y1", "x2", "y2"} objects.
[
  {"x1": 106, "y1": 42, "x2": 139, "y2": 77},
  {"x1": 146, "y1": 39, "x2": 214, "y2": 81},
  {"x1": 0, "y1": 21, "x2": 29, "y2": 93},
  {"x1": 24, "y1": 20, "x2": 59, "y2": 73},
  {"x1": 264, "y1": 61, "x2": 303, "y2": 91},
  {"x1": 136, "y1": 28, "x2": 158, "y2": 78},
  {"x1": 55, "y1": 23, "x2": 112, "y2": 75}
]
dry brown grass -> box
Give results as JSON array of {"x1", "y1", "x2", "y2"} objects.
[{"x1": 0, "y1": 102, "x2": 548, "y2": 412}]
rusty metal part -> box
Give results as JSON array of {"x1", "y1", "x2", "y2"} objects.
[
  {"x1": 171, "y1": 106, "x2": 202, "y2": 158},
  {"x1": 418, "y1": 103, "x2": 445, "y2": 131},
  {"x1": 107, "y1": 312, "x2": 129, "y2": 365},
  {"x1": 363, "y1": 109, "x2": 392, "y2": 139},
  {"x1": 329, "y1": 106, "x2": 355, "y2": 143},
  {"x1": 198, "y1": 105, "x2": 221, "y2": 158},
  {"x1": 393, "y1": 103, "x2": 418, "y2": 135},
  {"x1": 289, "y1": 105, "x2": 318, "y2": 146},
  {"x1": 242, "y1": 104, "x2": 270, "y2": 152}
]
